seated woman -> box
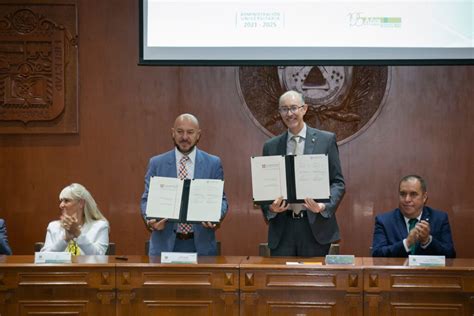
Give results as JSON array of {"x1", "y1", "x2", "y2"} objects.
[{"x1": 41, "y1": 183, "x2": 109, "y2": 255}]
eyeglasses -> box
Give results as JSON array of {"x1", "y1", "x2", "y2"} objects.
[{"x1": 278, "y1": 105, "x2": 304, "y2": 115}]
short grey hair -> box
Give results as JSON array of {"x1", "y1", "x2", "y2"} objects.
[{"x1": 279, "y1": 90, "x2": 305, "y2": 106}]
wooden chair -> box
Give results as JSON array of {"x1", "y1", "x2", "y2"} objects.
[
  {"x1": 34, "y1": 241, "x2": 116, "y2": 255},
  {"x1": 258, "y1": 242, "x2": 271, "y2": 257},
  {"x1": 106, "y1": 242, "x2": 116, "y2": 255},
  {"x1": 34, "y1": 242, "x2": 44, "y2": 253}
]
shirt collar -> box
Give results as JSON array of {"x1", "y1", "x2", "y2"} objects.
[
  {"x1": 175, "y1": 146, "x2": 197, "y2": 164},
  {"x1": 403, "y1": 212, "x2": 422, "y2": 226},
  {"x1": 288, "y1": 123, "x2": 307, "y2": 141}
]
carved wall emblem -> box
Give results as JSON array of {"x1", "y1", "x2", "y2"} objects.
[
  {"x1": 0, "y1": 2, "x2": 78, "y2": 133},
  {"x1": 237, "y1": 66, "x2": 390, "y2": 144}
]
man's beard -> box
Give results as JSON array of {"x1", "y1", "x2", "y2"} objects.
[{"x1": 174, "y1": 139, "x2": 197, "y2": 155}]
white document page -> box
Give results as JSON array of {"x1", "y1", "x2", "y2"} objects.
[
  {"x1": 186, "y1": 179, "x2": 224, "y2": 222},
  {"x1": 294, "y1": 154, "x2": 330, "y2": 200},
  {"x1": 145, "y1": 176, "x2": 183, "y2": 220},
  {"x1": 251, "y1": 155, "x2": 287, "y2": 202}
]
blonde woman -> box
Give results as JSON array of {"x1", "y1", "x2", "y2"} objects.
[{"x1": 41, "y1": 183, "x2": 109, "y2": 255}]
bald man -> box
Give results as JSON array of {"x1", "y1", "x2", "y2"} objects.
[{"x1": 140, "y1": 114, "x2": 228, "y2": 256}]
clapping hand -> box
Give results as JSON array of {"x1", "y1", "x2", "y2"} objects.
[
  {"x1": 61, "y1": 213, "x2": 82, "y2": 240},
  {"x1": 414, "y1": 220, "x2": 431, "y2": 244}
]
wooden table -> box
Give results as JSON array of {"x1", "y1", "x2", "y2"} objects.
[
  {"x1": 362, "y1": 257, "x2": 474, "y2": 316},
  {"x1": 240, "y1": 256, "x2": 364, "y2": 316},
  {"x1": 115, "y1": 255, "x2": 242, "y2": 316},
  {"x1": 0, "y1": 255, "x2": 116, "y2": 316},
  {"x1": 0, "y1": 256, "x2": 472, "y2": 316}
]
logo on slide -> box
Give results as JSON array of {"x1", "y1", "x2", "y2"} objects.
[{"x1": 348, "y1": 12, "x2": 402, "y2": 28}]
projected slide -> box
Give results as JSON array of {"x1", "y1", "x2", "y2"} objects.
[
  {"x1": 147, "y1": 0, "x2": 472, "y2": 48},
  {"x1": 141, "y1": 0, "x2": 473, "y2": 62}
]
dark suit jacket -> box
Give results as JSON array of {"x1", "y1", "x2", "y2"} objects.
[
  {"x1": 141, "y1": 148, "x2": 228, "y2": 256},
  {"x1": 261, "y1": 126, "x2": 345, "y2": 249},
  {"x1": 0, "y1": 219, "x2": 12, "y2": 255},
  {"x1": 372, "y1": 206, "x2": 456, "y2": 258}
]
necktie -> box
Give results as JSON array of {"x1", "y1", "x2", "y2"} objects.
[
  {"x1": 288, "y1": 135, "x2": 303, "y2": 214},
  {"x1": 177, "y1": 156, "x2": 192, "y2": 234},
  {"x1": 408, "y1": 218, "x2": 418, "y2": 254},
  {"x1": 289, "y1": 135, "x2": 299, "y2": 155}
]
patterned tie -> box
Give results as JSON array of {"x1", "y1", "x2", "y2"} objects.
[
  {"x1": 408, "y1": 218, "x2": 418, "y2": 254},
  {"x1": 177, "y1": 156, "x2": 192, "y2": 234}
]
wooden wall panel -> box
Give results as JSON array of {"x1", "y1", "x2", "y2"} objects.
[{"x1": 0, "y1": 0, "x2": 472, "y2": 258}]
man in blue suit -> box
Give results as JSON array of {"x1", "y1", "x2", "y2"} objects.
[
  {"x1": 261, "y1": 90, "x2": 345, "y2": 257},
  {"x1": 0, "y1": 218, "x2": 12, "y2": 255},
  {"x1": 141, "y1": 113, "x2": 228, "y2": 256},
  {"x1": 372, "y1": 175, "x2": 455, "y2": 258}
]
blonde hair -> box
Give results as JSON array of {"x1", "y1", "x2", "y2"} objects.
[{"x1": 59, "y1": 183, "x2": 107, "y2": 224}]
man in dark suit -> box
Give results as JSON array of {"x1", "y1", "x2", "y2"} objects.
[
  {"x1": 372, "y1": 175, "x2": 455, "y2": 258},
  {"x1": 141, "y1": 113, "x2": 228, "y2": 256},
  {"x1": 0, "y1": 218, "x2": 12, "y2": 255},
  {"x1": 261, "y1": 90, "x2": 345, "y2": 257}
]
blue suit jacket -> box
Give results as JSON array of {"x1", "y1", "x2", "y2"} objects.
[
  {"x1": 261, "y1": 126, "x2": 345, "y2": 248},
  {"x1": 0, "y1": 219, "x2": 12, "y2": 255},
  {"x1": 372, "y1": 206, "x2": 455, "y2": 258},
  {"x1": 141, "y1": 148, "x2": 228, "y2": 256}
]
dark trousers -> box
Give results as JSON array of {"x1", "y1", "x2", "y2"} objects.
[{"x1": 270, "y1": 214, "x2": 330, "y2": 257}]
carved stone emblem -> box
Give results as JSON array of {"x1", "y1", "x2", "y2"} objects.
[
  {"x1": 237, "y1": 66, "x2": 390, "y2": 144},
  {"x1": 0, "y1": 3, "x2": 78, "y2": 133}
]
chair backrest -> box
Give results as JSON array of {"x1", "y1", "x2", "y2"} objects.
[
  {"x1": 328, "y1": 243, "x2": 340, "y2": 255},
  {"x1": 145, "y1": 240, "x2": 149, "y2": 255},
  {"x1": 34, "y1": 242, "x2": 44, "y2": 252},
  {"x1": 259, "y1": 242, "x2": 271, "y2": 257},
  {"x1": 216, "y1": 241, "x2": 221, "y2": 256},
  {"x1": 34, "y1": 241, "x2": 115, "y2": 255},
  {"x1": 105, "y1": 242, "x2": 116, "y2": 255}
]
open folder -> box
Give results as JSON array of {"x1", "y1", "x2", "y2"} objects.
[
  {"x1": 145, "y1": 176, "x2": 224, "y2": 223},
  {"x1": 250, "y1": 154, "x2": 330, "y2": 205}
]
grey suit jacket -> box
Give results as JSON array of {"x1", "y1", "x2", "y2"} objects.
[
  {"x1": 141, "y1": 148, "x2": 228, "y2": 256},
  {"x1": 261, "y1": 126, "x2": 345, "y2": 248},
  {"x1": 0, "y1": 219, "x2": 12, "y2": 255}
]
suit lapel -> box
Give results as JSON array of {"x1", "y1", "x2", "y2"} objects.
[
  {"x1": 395, "y1": 209, "x2": 409, "y2": 238},
  {"x1": 277, "y1": 132, "x2": 288, "y2": 155},
  {"x1": 421, "y1": 207, "x2": 431, "y2": 222},
  {"x1": 167, "y1": 150, "x2": 177, "y2": 178},
  {"x1": 193, "y1": 149, "x2": 205, "y2": 179},
  {"x1": 304, "y1": 128, "x2": 319, "y2": 154}
]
